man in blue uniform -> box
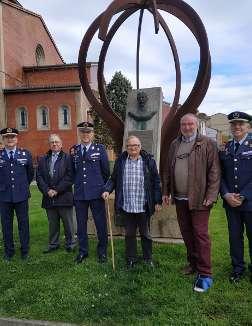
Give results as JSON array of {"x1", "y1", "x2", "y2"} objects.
[
  {"x1": 220, "y1": 111, "x2": 252, "y2": 283},
  {"x1": 71, "y1": 122, "x2": 110, "y2": 264},
  {"x1": 0, "y1": 127, "x2": 34, "y2": 260}
]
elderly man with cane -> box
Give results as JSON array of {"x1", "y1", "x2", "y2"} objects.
[{"x1": 102, "y1": 135, "x2": 162, "y2": 269}]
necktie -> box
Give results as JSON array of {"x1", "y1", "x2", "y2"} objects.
[
  {"x1": 9, "y1": 150, "x2": 14, "y2": 161},
  {"x1": 235, "y1": 142, "x2": 240, "y2": 153},
  {"x1": 83, "y1": 146, "x2": 87, "y2": 159},
  {"x1": 50, "y1": 153, "x2": 57, "y2": 177}
]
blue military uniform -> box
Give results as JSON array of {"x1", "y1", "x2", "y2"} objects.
[
  {"x1": 71, "y1": 127, "x2": 110, "y2": 261},
  {"x1": 220, "y1": 112, "x2": 252, "y2": 277},
  {"x1": 0, "y1": 128, "x2": 34, "y2": 259}
]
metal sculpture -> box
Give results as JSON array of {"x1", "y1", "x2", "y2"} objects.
[{"x1": 78, "y1": 0, "x2": 211, "y2": 176}]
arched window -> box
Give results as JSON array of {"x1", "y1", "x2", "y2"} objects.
[
  {"x1": 37, "y1": 106, "x2": 50, "y2": 130},
  {"x1": 16, "y1": 107, "x2": 28, "y2": 130},
  {"x1": 58, "y1": 105, "x2": 71, "y2": 129},
  {"x1": 35, "y1": 44, "x2": 45, "y2": 66}
]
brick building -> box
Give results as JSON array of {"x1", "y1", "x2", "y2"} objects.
[{"x1": 0, "y1": 0, "x2": 96, "y2": 158}]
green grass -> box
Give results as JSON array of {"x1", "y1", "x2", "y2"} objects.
[{"x1": 0, "y1": 186, "x2": 251, "y2": 325}]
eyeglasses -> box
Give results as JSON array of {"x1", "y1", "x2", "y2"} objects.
[{"x1": 126, "y1": 144, "x2": 140, "y2": 148}]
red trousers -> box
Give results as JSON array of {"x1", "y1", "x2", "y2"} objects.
[{"x1": 175, "y1": 200, "x2": 212, "y2": 276}]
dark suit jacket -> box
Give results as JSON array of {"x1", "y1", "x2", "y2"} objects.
[
  {"x1": 0, "y1": 148, "x2": 34, "y2": 203},
  {"x1": 70, "y1": 143, "x2": 110, "y2": 200},
  {"x1": 36, "y1": 150, "x2": 73, "y2": 208},
  {"x1": 220, "y1": 134, "x2": 252, "y2": 211}
]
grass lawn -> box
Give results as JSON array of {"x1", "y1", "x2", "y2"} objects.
[{"x1": 0, "y1": 186, "x2": 251, "y2": 325}]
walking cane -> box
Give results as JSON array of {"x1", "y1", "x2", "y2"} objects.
[{"x1": 106, "y1": 198, "x2": 115, "y2": 271}]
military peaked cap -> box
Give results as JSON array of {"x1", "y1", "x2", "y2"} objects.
[
  {"x1": 228, "y1": 111, "x2": 252, "y2": 123},
  {"x1": 77, "y1": 121, "x2": 94, "y2": 131},
  {"x1": 0, "y1": 127, "x2": 19, "y2": 136}
]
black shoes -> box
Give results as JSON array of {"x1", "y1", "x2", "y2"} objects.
[
  {"x1": 43, "y1": 246, "x2": 59, "y2": 254},
  {"x1": 126, "y1": 260, "x2": 137, "y2": 269},
  {"x1": 75, "y1": 253, "x2": 88, "y2": 264},
  {"x1": 229, "y1": 272, "x2": 243, "y2": 283},
  {"x1": 21, "y1": 253, "x2": 29, "y2": 261},
  {"x1": 3, "y1": 254, "x2": 13, "y2": 261},
  {"x1": 144, "y1": 259, "x2": 154, "y2": 268},
  {"x1": 98, "y1": 255, "x2": 107, "y2": 263}
]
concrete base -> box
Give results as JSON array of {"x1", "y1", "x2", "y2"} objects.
[{"x1": 87, "y1": 196, "x2": 182, "y2": 240}]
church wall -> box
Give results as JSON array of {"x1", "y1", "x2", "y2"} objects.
[{"x1": 2, "y1": 2, "x2": 63, "y2": 88}]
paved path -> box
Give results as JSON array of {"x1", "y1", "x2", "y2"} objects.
[{"x1": 0, "y1": 319, "x2": 77, "y2": 326}]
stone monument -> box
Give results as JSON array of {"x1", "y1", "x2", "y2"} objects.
[{"x1": 124, "y1": 87, "x2": 162, "y2": 166}]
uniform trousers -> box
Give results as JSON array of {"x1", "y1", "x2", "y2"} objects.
[
  {"x1": 46, "y1": 206, "x2": 75, "y2": 250},
  {"x1": 75, "y1": 198, "x2": 108, "y2": 257},
  {"x1": 225, "y1": 207, "x2": 252, "y2": 274},
  {"x1": 175, "y1": 199, "x2": 211, "y2": 276},
  {"x1": 122, "y1": 210, "x2": 152, "y2": 262},
  {"x1": 0, "y1": 200, "x2": 29, "y2": 257}
]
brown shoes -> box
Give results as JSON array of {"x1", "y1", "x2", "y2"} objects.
[{"x1": 182, "y1": 265, "x2": 196, "y2": 275}]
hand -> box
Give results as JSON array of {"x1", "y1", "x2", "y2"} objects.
[
  {"x1": 155, "y1": 204, "x2": 162, "y2": 212},
  {"x1": 162, "y1": 195, "x2": 171, "y2": 206},
  {"x1": 47, "y1": 189, "x2": 57, "y2": 198},
  {"x1": 102, "y1": 192, "x2": 109, "y2": 200},
  {"x1": 203, "y1": 199, "x2": 213, "y2": 207},
  {"x1": 47, "y1": 189, "x2": 55, "y2": 198},
  {"x1": 224, "y1": 193, "x2": 242, "y2": 207},
  {"x1": 51, "y1": 190, "x2": 58, "y2": 197}
]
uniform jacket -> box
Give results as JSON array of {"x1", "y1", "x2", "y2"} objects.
[
  {"x1": 0, "y1": 147, "x2": 34, "y2": 203},
  {"x1": 70, "y1": 143, "x2": 110, "y2": 200},
  {"x1": 163, "y1": 134, "x2": 220, "y2": 210},
  {"x1": 36, "y1": 150, "x2": 73, "y2": 209},
  {"x1": 104, "y1": 150, "x2": 162, "y2": 216},
  {"x1": 219, "y1": 134, "x2": 252, "y2": 211}
]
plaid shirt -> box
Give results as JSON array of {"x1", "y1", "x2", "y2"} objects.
[{"x1": 122, "y1": 156, "x2": 145, "y2": 213}]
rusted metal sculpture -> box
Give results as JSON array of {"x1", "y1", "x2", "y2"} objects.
[{"x1": 78, "y1": 0, "x2": 211, "y2": 176}]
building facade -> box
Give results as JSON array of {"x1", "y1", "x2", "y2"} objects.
[{"x1": 0, "y1": 0, "x2": 96, "y2": 159}]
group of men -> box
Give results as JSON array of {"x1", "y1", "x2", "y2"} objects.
[
  {"x1": 0, "y1": 110, "x2": 251, "y2": 294},
  {"x1": 163, "y1": 111, "x2": 252, "y2": 292}
]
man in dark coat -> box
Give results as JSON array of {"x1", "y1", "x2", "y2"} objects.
[
  {"x1": 0, "y1": 127, "x2": 34, "y2": 260},
  {"x1": 36, "y1": 134, "x2": 75, "y2": 253},
  {"x1": 220, "y1": 111, "x2": 252, "y2": 283},
  {"x1": 70, "y1": 122, "x2": 110, "y2": 264},
  {"x1": 102, "y1": 135, "x2": 162, "y2": 268}
]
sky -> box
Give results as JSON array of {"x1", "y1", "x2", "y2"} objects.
[{"x1": 20, "y1": 0, "x2": 252, "y2": 116}]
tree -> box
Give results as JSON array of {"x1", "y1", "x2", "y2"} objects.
[
  {"x1": 106, "y1": 71, "x2": 132, "y2": 121},
  {"x1": 93, "y1": 71, "x2": 132, "y2": 151}
]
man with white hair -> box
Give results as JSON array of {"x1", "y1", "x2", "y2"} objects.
[
  {"x1": 102, "y1": 135, "x2": 162, "y2": 268},
  {"x1": 37, "y1": 134, "x2": 75, "y2": 253},
  {"x1": 163, "y1": 113, "x2": 220, "y2": 292}
]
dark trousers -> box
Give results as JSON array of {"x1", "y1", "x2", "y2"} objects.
[
  {"x1": 122, "y1": 210, "x2": 152, "y2": 262},
  {"x1": 46, "y1": 207, "x2": 75, "y2": 249},
  {"x1": 75, "y1": 198, "x2": 108, "y2": 257},
  {"x1": 0, "y1": 200, "x2": 30, "y2": 257},
  {"x1": 225, "y1": 208, "x2": 252, "y2": 274},
  {"x1": 175, "y1": 200, "x2": 211, "y2": 276}
]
